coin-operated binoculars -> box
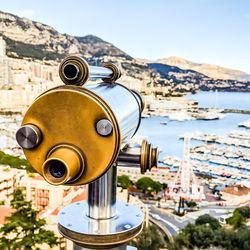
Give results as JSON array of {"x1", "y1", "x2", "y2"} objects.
[{"x1": 16, "y1": 56, "x2": 159, "y2": 250}]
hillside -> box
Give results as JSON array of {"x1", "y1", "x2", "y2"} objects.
[
  {"x1": 0, "y1": 10, "x2": 249, "y2": 92},
  {"x1": 158, "y1": 56, "x2": 250, "y2": 82}
]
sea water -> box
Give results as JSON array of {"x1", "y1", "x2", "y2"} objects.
[
  {"x1": 138, "y1": 92, "x2": 250, "y2": 159},
  {"x1": 1, "y1": 92, "x2": 250, "y2": 159}
]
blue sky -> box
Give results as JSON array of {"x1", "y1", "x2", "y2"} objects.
[{"x1": 0, "y1": 0, "x2": 249, "y2": 73}]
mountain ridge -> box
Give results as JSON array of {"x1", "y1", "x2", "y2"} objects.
[
  {"x1": 157, "y1": 56, "x2": 250, "y2": 82},
  {"x1": 0, "y1": 10, "x2": 131, "y2": 60},
  {"x1": 0, "y1": 10, "x2": 249, "y2": 93}
]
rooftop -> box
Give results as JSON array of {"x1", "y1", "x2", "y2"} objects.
[
  {"x1": 0, "y1": 206, "x2": 14, "y2": 225},
  {"x1": 221, "y1": 184, "x2": 250, "y2": 196}
]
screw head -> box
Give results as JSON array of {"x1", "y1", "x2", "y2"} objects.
[
  {"x1": 16, "y1": 125, "x2": 42, "y2": 149},
  {"x1": 96, "y1": 119, "x2": 113, "y2": 136},
  {"x1": 124, "y1": 224, "x2": 132, "y2": 230}
]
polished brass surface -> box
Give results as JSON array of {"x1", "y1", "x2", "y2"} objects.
[
  {"x1": 139, "y1": 140, "x2": 159, "y2": 174},
  {"x1": 102, "y1": 63, "x2": 121, "y2": 83},
  {"x1": 140, "y1": 140, "x2": 148, "y2": 174},
  {"x1": 22, "y1": 86, "x2": 121, "y2": 185},
  {"x1": 151, "y1": 147, "x2": 159, "y2": 168},
  {"x1": 58, "y1": 224, "x2": 143, "y2": 249},
  {"x1": 59, "y1": 56, "x2": 121, "y2": 86},
  {"x1": 86, "y1": 82, "x2": 142, "y2": 142},
  {"x1": 147, "y1": 143, "x2": 153, "y2": 171},
  {"x1": 42, "y1": 145, "x2": 83, "y2": 185},
  {"x1": 59, "y1": 56, "x2": 89, "y2": 86}
]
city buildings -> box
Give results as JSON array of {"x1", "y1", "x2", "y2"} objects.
[{"x1": 0, "y1": 36, "x2": 11, "y2": 87}]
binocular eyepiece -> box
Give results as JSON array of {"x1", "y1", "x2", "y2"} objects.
[
  {"x1": 42, "y1": 145, "x2": 84, "y2": 185},
  {"x1": 59, "y1": 56, "x2": 121, "y2": 85},
  {"x1": 16, "y1": 56, "x2": 158, "y2": 186}
]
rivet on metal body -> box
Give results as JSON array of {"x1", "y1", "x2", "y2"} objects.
[{"x1": 96, "y1": 119, "x2": 113, "y2": 136}]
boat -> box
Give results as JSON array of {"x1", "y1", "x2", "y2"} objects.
[
  {"x1": 160, "y1": 121, "x2": 167, "y2": 125},
  {"x1": 168, "y1": 112, "x2": 194, "y2": 121},
  {"x1": 238, "y1": 119, "x2": 250, "y2": 129},
  {"x1": 221, "y1": 172, "x2": 232, "y2": 178},
  {"x1": 192, "y1": 110, "x2": 225, "y2": 120},
  {"x1": 141, "y1": 114, "x2": 150, "y2": 118}
]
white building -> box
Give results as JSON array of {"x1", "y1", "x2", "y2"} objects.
[{"x1": 0, "y1": 36, "x2": 11, "y2": 87}]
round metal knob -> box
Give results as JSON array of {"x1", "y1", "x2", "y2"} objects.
[
  {"x1": 96, "y1": 119, "x2": 113, "y2": 136},
  {"x1": 16, "y1": 125, "x2": 42, "y2": 149}
]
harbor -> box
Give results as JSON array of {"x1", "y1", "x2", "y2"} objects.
[
  {"x1": 137, "y1": 91, "x2": 250, "y2": 194},
  {"x1": 0, "y1": 91, "x2": 250, "y2": 191}
]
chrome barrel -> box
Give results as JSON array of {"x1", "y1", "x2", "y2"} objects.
[{"x1": 85, "y1": 82, "x2": 143, "y2": 145}]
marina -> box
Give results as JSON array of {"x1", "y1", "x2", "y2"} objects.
[
  {"x1": 137, "y1": 113, "x2": 250, "y2": 158},
  {"x1": 179, "y1": 131, "x2": 250, "y2": 148},
  {"x1": 0, "y1": 92, "x2": 250, "y2": 188},
  {"x1": 137, "y1": 91, "x2": 250, "y2": 189}
]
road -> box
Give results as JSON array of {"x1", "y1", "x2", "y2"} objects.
[{"x1": 149, "y1": 204, "x2": 247, "y2": 237}]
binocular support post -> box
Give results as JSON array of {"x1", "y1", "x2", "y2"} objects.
[
  {"x1": 73, "y1": 166, "x2": 127, "y2": 250},
  {"x1": 58, "y1": 165, "x2": 143, "y2": 250},
  {"x1": 87, "y1": 165, "x2": 117, "y2": 220}
]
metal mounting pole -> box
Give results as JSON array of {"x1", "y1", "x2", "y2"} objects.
[
  {"x1": 87, "y1": 165, "x2": 117, "y2": 220},
  {"x1": 73, "y1": 166, "x2": 119, "y2": 250},
  {"x1": 58, "y1": 164, "x2": 143, "y2": 250},
  {"x1": 72, "y1": 165, "x2": 138, "y2": 250}
]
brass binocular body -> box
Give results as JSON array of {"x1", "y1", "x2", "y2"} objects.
[
  {"x1": 16, "y1": 56, "x2": 159, "y2": 249},
  {"x1": 17, "y1": 56, "x2": 158, "y2": 186}
]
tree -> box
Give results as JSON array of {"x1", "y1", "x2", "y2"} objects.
[
  {"x1": 152, "y1": 181, "x2": 162, "y2": 193},
  {"x1": 227, "y1": 210, "x2": 247, "y2": 229},
  {"x1": 215, "y1": 227, "x2": 236, "y2": 250},
  {"x1": 136, "y1": 177, "x2": 162, "y2": 194},
  {"x1": 167, "y1": 230, "x2": 190, "y2": 250},
  {"x1": 195, "y1": 214, "x2": 221, "y2": 230},
  {"x1": 117, "y1": 175, "x2": 132, "y2": 189},
  {"x1": 226, "y1": 206, "x2": 250, "y2": 229},
  {"x1": 130, "y1": 224, "x2": 165, "y2": 250},
  {"x1": 162, "y1": 183, "x2": 168, "y2": 190},
  {"x1": 235, "y1": 206, "x2": 250, "y2": 218},
  {"x1": 186, "y1": 200, "x2": 197, "y2": 208},
  {"x1": 234, "y1": 226, "x2": 250, "y2": 250},
  {"x1": 0, "y1": 188, "x2": 58, "y2": 250},
  {"x1": 168, "y1": 213, "x2": 250, "y2": 250},
  {"x1": 188, "y1": 224, "x2": 216, "y2": 248}
]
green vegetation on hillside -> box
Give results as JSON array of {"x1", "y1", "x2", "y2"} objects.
[
  {"x1": 130, "y1": 224, "x2": 165, "y2": 250},
  {"x1": 168, "y1": 211, "x2": 250, "y2": 250},
  {"x1": 0, "y1": 151, "x2": 34, "y2": 172},
  {"x1": 3, "y1": 35, "x2": 66, "y2": 61}
]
